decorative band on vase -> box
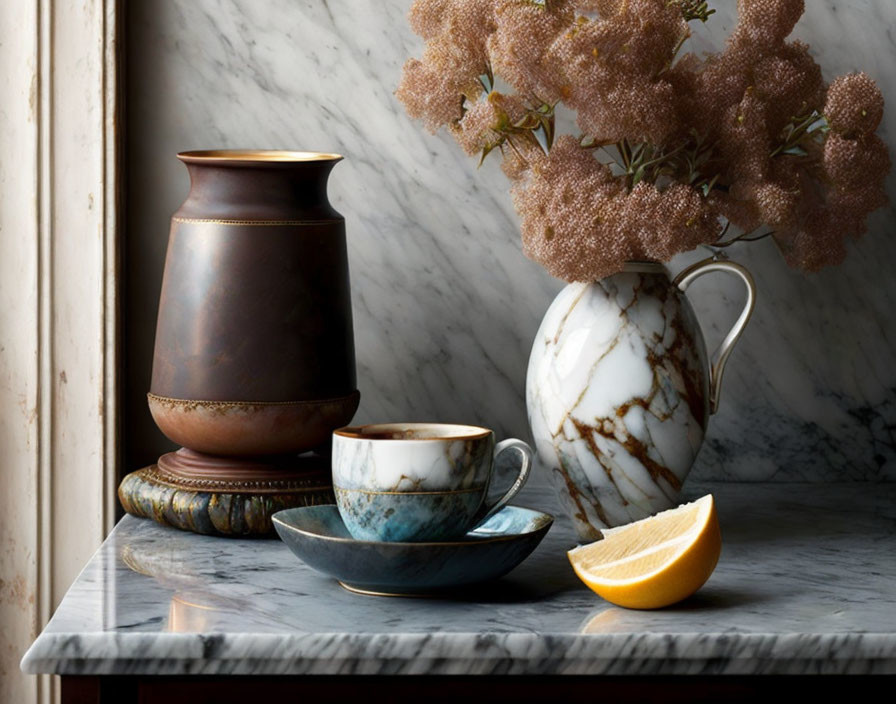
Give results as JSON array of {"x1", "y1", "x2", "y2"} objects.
[
  {"x1": 171, "y1": 216, "x2": 342, "y2": 226},
  {"x1": 147, "y1": 391, "x2": 360, "y2": 409},
  {"x1": 147, "y1": 390, "x2": 361, "y2": 456}
]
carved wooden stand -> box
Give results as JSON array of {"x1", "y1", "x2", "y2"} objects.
[{"x1": 118, "y1": 449, "x2": 334, "y2": 536}]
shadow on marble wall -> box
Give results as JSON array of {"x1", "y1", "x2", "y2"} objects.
[{"x1": 124, "y1": 0, "x2": 896, "y2": 483}]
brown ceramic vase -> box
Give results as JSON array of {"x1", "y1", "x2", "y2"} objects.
[{"x1": 138, "y1": 150, "x2": 359, "y2": 527}]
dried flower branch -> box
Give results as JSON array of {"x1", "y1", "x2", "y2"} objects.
[
  {"x1": 398, "y1": 0, "x2": 890, "y2": 281},
  {"x1": 771, "y1": 110, "x2": 829, "y2": 158},
  {"x1": 669, "y1": 0, "x2": 716, "y2": 23},
  {"x1": 479, "y1": 100, "x2": 556, "y2": 165}
]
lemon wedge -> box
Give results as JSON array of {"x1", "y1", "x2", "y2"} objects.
[{"x1": 568, "y1": 494, "x2": 721, "y2": 609}]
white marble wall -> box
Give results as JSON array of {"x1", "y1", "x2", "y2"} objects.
[{"x1": 126, "y1": 0, "x2": 896, "y2": 482}]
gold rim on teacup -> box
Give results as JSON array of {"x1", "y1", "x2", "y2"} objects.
[{"x1": 333, "y1": 422, "x2": 492, "y2": 441}]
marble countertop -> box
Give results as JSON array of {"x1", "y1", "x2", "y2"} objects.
[{"x1": 21, "y1": 482, "x2": 896, "y2": 676}]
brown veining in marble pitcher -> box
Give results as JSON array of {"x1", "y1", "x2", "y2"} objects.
[
  {"x1": 527, "y1": 260, "x2": 755, "y2": 542},
  {"x1": 148, "y1": 150, "x2": 360, "y2": 460}
]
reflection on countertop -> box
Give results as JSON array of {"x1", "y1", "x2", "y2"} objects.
[{"x1": 21, "y1": 482, "x2": 896, "y2": 676}]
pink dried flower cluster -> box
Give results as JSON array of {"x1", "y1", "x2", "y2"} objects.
[
  {"x1": 397, "y1": 0, "x2": 890, "y2": 281},
  {"x1": 515, "y1": 136, "x2": 717, "y2": 280},
  {"x1": 397, "y1": 0, "x2": 497, "y2": 131}
]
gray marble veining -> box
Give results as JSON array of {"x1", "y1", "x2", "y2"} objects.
[
  {"x1": 21, "y1": 483, "x2": 896, "y2": 675},
  {"x1": 125, "y1": 1, "x2": 896, "y2": 481}
]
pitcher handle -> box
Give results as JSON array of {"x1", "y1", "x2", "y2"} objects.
[{"x1": 672, "y1": 257, "x2": 756, "y2": 415}]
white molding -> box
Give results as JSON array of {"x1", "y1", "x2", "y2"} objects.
[
  {"x1": 37, "y1": 5, "x2": 54, "y2": 703},
  {"x1": 0, "y1": 1, "x2": 120, "y2": 702},
  {"x1": 102, "y1": 0, "x2": 122, "y2": 538}
]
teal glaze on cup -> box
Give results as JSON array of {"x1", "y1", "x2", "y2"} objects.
[
  {"x1": 333, "y1": 489, "x2": 485, "y2": 542},
  {"x1": 331, "y1": 423, "x2": 533, "y2": 542}
]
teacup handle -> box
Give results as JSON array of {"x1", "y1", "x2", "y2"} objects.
[
  {"x1": 476, "y1": 439, "x2": 533, "y2": 525},
  {"x1": 672, "y1": 257, "x2": 756, "y2": 415}
]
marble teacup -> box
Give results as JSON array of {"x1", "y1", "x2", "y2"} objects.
[{"x1": 332, "y1": 423, "x2": 533, "y2": 542}]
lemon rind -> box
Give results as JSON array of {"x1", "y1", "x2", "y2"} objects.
[{"x1": 567, "y1": 495, "x2": 715, "y2": 587}]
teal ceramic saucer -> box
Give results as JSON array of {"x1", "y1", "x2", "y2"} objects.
[{"x1": 272, "y1": 504, "x2": 553, "y2": 596}]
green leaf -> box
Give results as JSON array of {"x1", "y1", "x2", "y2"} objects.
[
  {"x1": 782, "y1": 145, "x2": 808, "y2": 156},
  {"x1": 700, "y1": 174, "x2": 719, "y2": 196},
  {"x1": 619, "y1": 139, "x2": 632, "y2": 166},
  {"x1": 669, "y1": 0, "x2": 716, "y2": 23},
  {"x1": 807, "y1": 116, "x2": 829, "y2": 134},
  {"x1": 478, "y1": 141, "x2": 499, "y2": 167},
  {"x1": 541, "y1": 115, "x2": 555, "y2": 151}
]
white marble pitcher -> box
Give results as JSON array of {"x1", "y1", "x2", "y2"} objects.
[{"x1": 527, "y1": 259, "x2": 755, "y2": 541}]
